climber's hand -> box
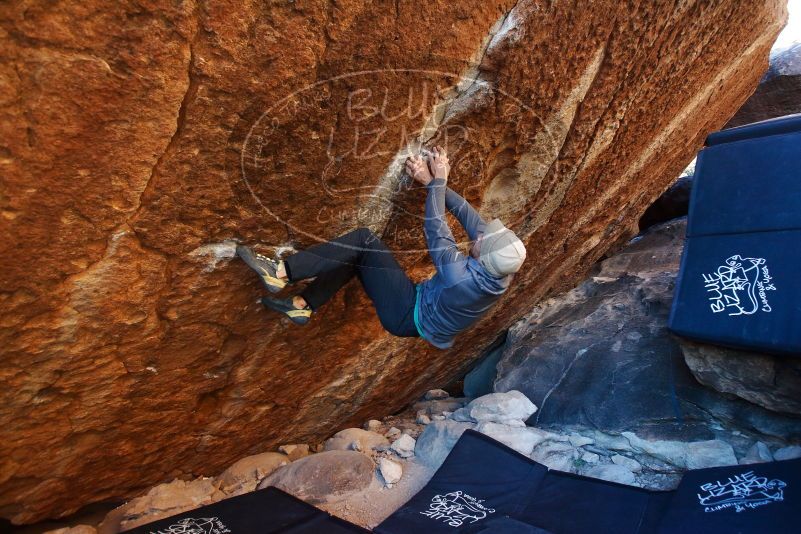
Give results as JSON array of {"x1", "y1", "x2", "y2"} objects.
[
  {"x1": 428, "y1": 146, "x2": 450, "y2": 181},
  {"x1": 405, "y1": 154, "x2": 433, "y2": 186}
]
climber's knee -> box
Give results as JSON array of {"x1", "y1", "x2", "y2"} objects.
[{"x1": 354, "y1": 227, "x2": 377, "y2": 244}]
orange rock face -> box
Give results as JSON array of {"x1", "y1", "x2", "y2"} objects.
[{"x1": 0, "y1": 0, "x2": 786, "y2": 523}]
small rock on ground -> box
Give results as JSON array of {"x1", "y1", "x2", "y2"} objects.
[
  {"x1": 364, "y1": 420, "x2": 382, "y2": 432},
  {"x1": 463, "y1": 390, "x2": 538, "y2": 425},
  {"x1": 424, "y1": 389, "x2": 450, "y2": 400},
  {"x1": 740, "y1": 441, "x2": 773, "y2": 464},
  {"x1": 774, "y1": 445, "x2": 801, "y2": 461},
  {"x1": 611, "y1": 454, "x2": 643, "y2": 473},
  {"x1": 686, "y1": 440, "x2": 737, "y2": 470},
  {"x1": 325, "y1": 428, "x2": 389, "y2": 453},
  {"x1": 378, "y1": 458, "x2": 403, "y2": 486},
  {"x1": 390, "y1": 434, "x2": 416, "y2": 458},
  {"x1": 415, "y1": 420, "x2": 473, "y2": 468},
  {"x1": 278, "y1": 443, "x2": 311, "y2": 461},
  {"x1": 586, "y1": 464, "x2": 636, "y2": 485}
]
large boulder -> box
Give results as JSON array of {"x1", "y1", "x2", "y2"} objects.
[
  {"x1": 257, "y1": 451, "x2": 374, "y2": 505},
  {"x1": 215, "y1": 451, "x2": 289, "y2": 495},
  {"x1": 726, "y1": 43, "x2": 801, "y2": 128},
  {"x1": 491, "y1": 220, "x2": 801, "y2": 450},
  {"x1": 113, "y1": 478, "x2": 225, "y2": 532},
  {"x1": 680, "y1": 340, "x2": 801, "y2": 416},
  {"x1": 0, "y1": 0, "x2": 787, "y2": 523}
]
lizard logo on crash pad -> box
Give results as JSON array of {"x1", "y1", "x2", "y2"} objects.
[
  {"x1": 698, "y1": 470, "x2": 786, "y2": 513},
  {"x1": 420, "y1": 490, "x2": 496, "y2": 527},
  {"x1": 702, "y1": 255, "x2": 776, "y2": 316},
  {"x1": 150, "y1": 517, "x2": 231, "y2": 534}
]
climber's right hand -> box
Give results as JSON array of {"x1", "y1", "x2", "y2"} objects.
[
  {"x1": 428, "y1": 146, "x2": 450, "y2": 182},
  {"x1": 405, "y1": 154, "x2": 433, "y2": 186}
]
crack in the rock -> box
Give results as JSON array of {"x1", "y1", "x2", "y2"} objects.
[{"x1": 127, "y1": 2, "x2": 202, "y2": 230}]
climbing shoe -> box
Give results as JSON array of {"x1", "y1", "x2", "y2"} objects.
[
  {"x1": 261, "y1": 296, "x2": 312, "y2": 325},
  {"x1": 236, "y1": 244, "x2": 287, "y2": 293}
]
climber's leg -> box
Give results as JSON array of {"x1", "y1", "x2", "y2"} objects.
[
  {"x1": 297, "y1": 263, "x2": 356, "y2": 311},
  {"x1": 284, "y1": 228, "x2": 418, "y2": 337},
  {"x1": 355, "y1": 239, "x2": 418, "y2": 337},
  {"x1": 282, "y1": 227, "x2": 376, "y2": 281}
]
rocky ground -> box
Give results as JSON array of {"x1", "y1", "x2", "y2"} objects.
[{"x1": 44, "y1": 386, "x2": 801, "y2": 533}]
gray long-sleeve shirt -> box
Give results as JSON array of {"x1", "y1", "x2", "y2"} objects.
[{"x1": 413, "y1": 178, "x2": 510, "y2": 349}]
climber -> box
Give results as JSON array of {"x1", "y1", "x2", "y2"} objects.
[{"x1": 236, "y1": 146, "x2": 527, "y2": 349}]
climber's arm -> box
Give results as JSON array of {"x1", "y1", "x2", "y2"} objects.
[
  {"x1": 424, "y1": 178, "x2": 469, "y2": 283},
  {"x1": 445, "y1": 187, "x2": 486, "y2": 242}
]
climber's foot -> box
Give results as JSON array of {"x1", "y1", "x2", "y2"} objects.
[
  {"x1": 261, "y1": 296, "x2": 312, "y2": 325},
  {"x1": 236, "y1": 244, "x2": 287, "y2": 293}
]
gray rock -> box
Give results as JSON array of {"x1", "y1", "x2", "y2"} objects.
[
  {"x1": 639, "y1": 174, "x2": 692, "y2": 231},
  {"x1": 377, "y1": 458, "x2": 402, "y2": 487},
  {"x1": 464, "y1": 341, "x2": 506, "y2": 398},
  {"x1": 585, "y1": 464, "x2": 636, "y2": 485},
  {"x1": 531, "y1": 441, "x2": 577, "y2": 472},
  {"x1": 568, "y1": 434, "x2": 594, "y2": 448},
  {"x1": 413, "y1": 398, "x2": 468, "y2": 416},
  {"x1": 490, "y1": 220, "x2": 801, "y2": 447},
  {"x1": 415, "y1": 420, "x2": 474, "y2": 468},
  {"x1": 740, "y1": 441, "x2": 773, "y2": 465},
  {"x1": 257, "y1": 451, "x2": 374, "y2": 504},
  {"x1": 774, "y1": 445, "x2": 801, "y2": 461},
  {"x1": 680, "y1": 340, "x2": 801, "y2": 416},
  {"x1": 685, "y1": 440, "x2": 738, "y2": 470},
  {"x1": 725, "y1": 43, "x2": 801, "y2": 128},
  {"x1": 390, "y1": 434, "x2": 416, "y2": 458},
  {"x1": 450, "y1": 407, "x2": 475, "y2": 422},
  {"x1": 462, "y1": 391, "x2": 538, "y2": 425},
  {"x1": 324, "y1": 428, "x2": 388, "y2": 454},
  {"x1": 622, "y1": 432, "x2": 689, "y2": 468},
  {"x1": 475, "y1": 422, "x2": 560, "y2": 456},
  {"x1": 424, "y1": 389, "x2": 450, "y2": 400},
  {"x1": 416, "y1": 414, "x2": 431, "y2": 425},
  {"x1": 611, "y1": 454, "x2": 642, "y2": 473}
]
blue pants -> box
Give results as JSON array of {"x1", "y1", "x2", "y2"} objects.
[{"x1": 284, "y1": 228, "x2": 419, "y2": 337}]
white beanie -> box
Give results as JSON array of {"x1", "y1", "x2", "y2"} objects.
[{"x1": 478, "y1": 218, "x2": 527, "y2": 277}]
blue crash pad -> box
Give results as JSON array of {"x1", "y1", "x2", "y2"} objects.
[
  {"x1": 668, "y1": 113, "x2": 801, "y2": 354},
  {"x1": 377, "y1": 430, "x2": 801, "y2": 534}
]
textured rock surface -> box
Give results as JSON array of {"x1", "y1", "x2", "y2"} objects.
[
  {"x1": 256, "y1": 450, "x2": 374, "y2": 505},
  {"x1": 680, "y1": 340, "x2": 801, "y2": 416},
  {"x1": 215, "y1": 452, "x2": 289, "y2": 495},
  {"x1": 492, "y1": 220, "x2": 801, "y2": 448},
  {"x1": 115, "y1": 478, "x2": 225, "y2": 531},
  {"x1": 726, "y1": 43, "x2": 801, "y2": 128},
  {"x1": 0, "y1": 0, "x2": 787, "y2": 523}
]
